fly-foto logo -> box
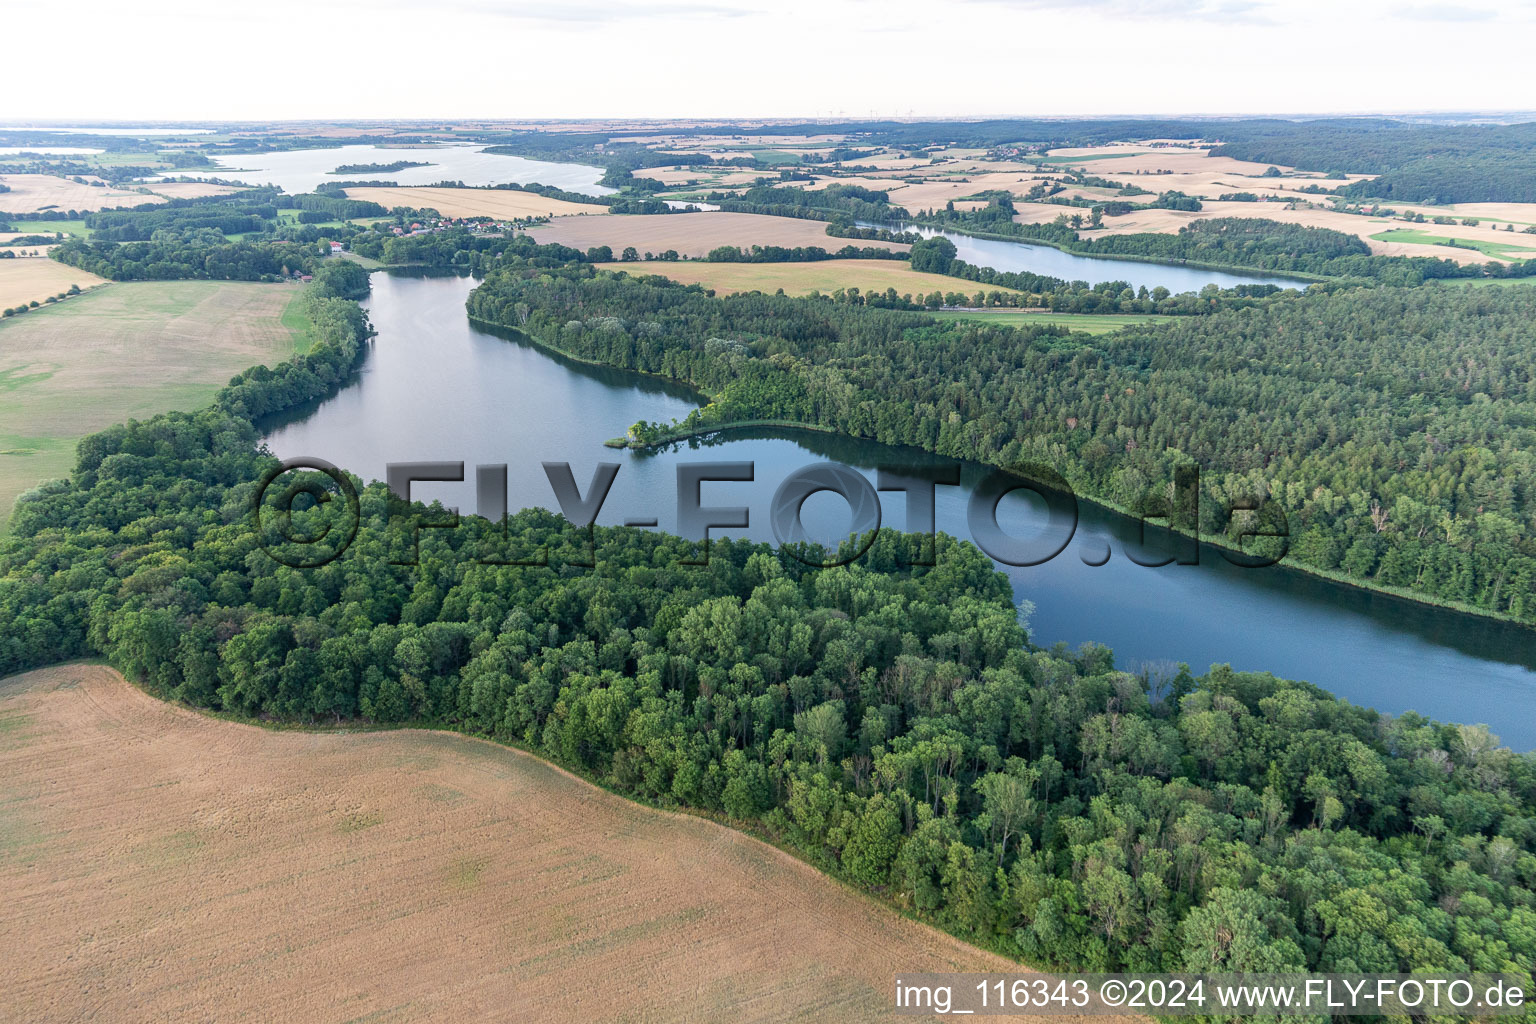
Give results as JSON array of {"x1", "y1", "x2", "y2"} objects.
[{"x1": 251, "y1": 457, "x2": 1290, "y2": 570}]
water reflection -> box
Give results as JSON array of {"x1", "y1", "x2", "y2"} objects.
[{"x1": 262, "y1": 272, "x2": 1536, "y2": 748}]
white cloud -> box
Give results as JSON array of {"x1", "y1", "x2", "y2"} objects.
[
  {"x1": 1395, "y1": 3, "x2": 1496, "y2": 20},
  {"x1": 2, "y1": 0, "x2": 1533, "y2": 121}
]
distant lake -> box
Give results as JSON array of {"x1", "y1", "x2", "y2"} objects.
[
  {"x1": 201, "y1": 144, "x2": 615, "y2": 197},
  {"x1": 862, "y1": 220, "x2": 1307, "y2": 293},
  {"x1": 264, "y1": 272, "x2": 1536, "y2": 750}
]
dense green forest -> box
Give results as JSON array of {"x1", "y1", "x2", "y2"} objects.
[
  {"x1": 53, "y1": 232, "x2": 331, "y2": 280},
  {"x1": 0, "y1": 256, "x2": 1531, "y2": 983},
  {"x1": 1204, "y1": 121, "x2": 1536, "y2": 205},
  {"x1": 329, "y1": 160, "x2": 431, "y2": 174},
  {"x1": 468, "y1": 262, "x2": 1536, "y2": 624}
]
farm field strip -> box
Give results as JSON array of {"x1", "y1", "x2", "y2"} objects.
[
  {"x1": 0, "y1": 173, "x2": 166, "y2": 215},
  {"x1": 343, "y1": 185, "x2": 603, "y2": 220},
  {"x1": 0, "y1": 666, "x2": 1095, "y2": 1024},
  {"x1": 595, "y1": 258, "x2": 1018, "y2": 298},
  {"x1": 0, "y1": 258, "x2": 105, "y2": 310},
  {"x1": 931, "y1": 310, "x2": 1160, "y2": 333},
  {"x1": 529, "y1": 212, "x2": 909, "y2": 258},
  {"x1": 0, "y1": 280, "x2": 308, "y2": 527}
]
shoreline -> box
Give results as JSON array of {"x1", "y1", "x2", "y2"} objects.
[
  {"x1": 887, "y1": 218, "x2": 1333, "y2": 284},
  {"x1": 482, "y1": 314, "x2": 1529, "y2": 633}
]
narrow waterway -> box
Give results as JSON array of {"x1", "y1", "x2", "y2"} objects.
[
  {"x1": 263, "y1": 273, "x2": 1536, "y2": 749},
  {"x1": 860, "y1": 220, "x2": 1308, "y2": 292}
]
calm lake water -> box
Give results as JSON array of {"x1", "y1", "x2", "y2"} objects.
[
  {"x1": 201, "y1": 144, "x2": 614, "y2": 197},
  {"x1": 862, "y1": 221, "x2": 1307, "y2": 292},
  {"x1": 263, "y1": 272, "x2": 1536, "y2": 749}
]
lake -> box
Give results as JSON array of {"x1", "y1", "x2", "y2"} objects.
[
  {"x1": 263, "y1": 272, "x2": 1536, "y2": 750},
  {"x1": 200, "y1": 144, "x2": 615, "y2": 197},
  {"x1": 862, "y1": 221, "x2": 1308, "y2": 293}
]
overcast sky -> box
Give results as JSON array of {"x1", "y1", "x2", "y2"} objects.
[{"x1": 6, "y1": 0, "x2": 1534, "y2": 122}]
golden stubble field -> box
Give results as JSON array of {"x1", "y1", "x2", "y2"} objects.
[
  {"x1": 342, "y1": 185, "x2": 604, "y2": 220},
  {"x1": 0, "y1": 666, "x2": 1119, "y2": 1024},
  {"x1": 0, "y1": 280, "x2": 305, "y2": 524},
  {"x1": 1083, "y1": 202, "x2": 1536, "y2": 263},
  {"x1": 0, "y1": 258, "x2": 106, "y2": 310},
  {"x1": 529, "y1": 212, "x2": 909, "y2": 258},
  {"x1": 596, "y1": 258, "x2": 1022, "y2": 298},
  {"x1": 144, "y1": 181, "x2": 244, "y2": 199},
  {"x1": 0, "y1": 174, "x2": 166, "y2": 215}
]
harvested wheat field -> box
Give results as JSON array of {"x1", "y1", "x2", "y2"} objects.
[
  {"x1": 0, "y1": 280, "x2": 305, "y2": 524},
  {"x1": 1084, "y1": 203, "x2": 1531, "y2": 262},
  {"x1": 144, "y1": 181, "x2": 245, "y2": 199},
  {"x1": 0, "y1": 174, "x2": 165, "y2": 215},
  {"x1": 0, "y1": 257, "x2": 106, "y2": 310},
  {"x1": 597, "y1": 258, "x2": 1021, "y2": 298},
  {"x1": 0, "y1": 666, "x2": 1119, "y2": 1024},
  {"x1": 530, "y1": 212, "x2": 909, "y2": 258},
  {"x1": 343, "y1": 185, "x2": 602, "y2": 220},
  {"x1": 643, "y1": 166, "x2": 764, "y2": 188},
  {"x1": 1043, "y1": 146, "x2": 1289, "y2": 177},
  {"x1": 883, "y1": 175, "x2": 1061, "y2": 212}
]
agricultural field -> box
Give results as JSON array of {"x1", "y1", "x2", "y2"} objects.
[
  {"x1": 529, "y1": 212, "x2": 909, "y2": 258},
  {"x1": 0, "y1": 280, "x2": 308, "y2": 526},
  {"x1": 881, "y1": 176, "x2": 1041, "y2": 211},
  {"x1": 1370, "y1": 227, "x2": 1536, "y2": 261},
  {"x1": 0, "y1": 258, "x2": 105, "y2": 311},
  {"x1": 641, "y1": 166, "x2": 765, "y2": 189},
  {"x1": 0, "y1": 665, "x2": 1076, "y2": 1024},
  {"x1": 0, "y1": 174, "x2": 165, "y2": 215},
  {"x1": 932, "y1": 309, "x2": 1161, "y2": 334},
  {"x1": 596, "y1": 258, "x2": 1019, "y2": 299},
  {"x1": 143, "y1": 181, "x2": 244, "y2": 199},
  {"x1": 3, "y1": 218, "x2": 88, "y2": 239},
  {"x1": 1083, "y1": 201, "x2": 1536, "y2": 262},
  {"x1": 342, "y1": 185, "x2": 603, "y2": 220}
]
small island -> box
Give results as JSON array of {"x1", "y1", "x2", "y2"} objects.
[{"x1": 328, "y1": 160, "x2": 432, "y2": 174}]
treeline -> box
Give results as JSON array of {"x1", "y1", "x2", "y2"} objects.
[
  {"x1": 52, "y1": 235, "x2": 324, "y2": 281},
  {"x1": 348, "y1": 226, "x2": 585, "y2": 271},
  {"x1": 704, "y1": 243, "x2": 907, "y2": 263},
  {"x1": 216, "y1": 261, "x2": 372, "y2": 419},
  {"x1": 468, "y1": 263, "x2": 1536, "y2": 623},
  {"x1": 274, "y1": 193, "x2": 389, "y2": 219},
  {"x1": 490, "y1": 181, "x2": 610, "y2": 206},
  {"x1": 0, "y1": 338, "x2": 1531, "y2": 983},
  {"x1": 51, "y1": 190, "x2": 387, "y2": 245},
  {"x1": 708, "y1": 184, "x2": 905, "y2": 223},
  {"x1": 597, "y1": 147, "x2": 721, "y2": 190},
  {"x1": 1074, "y1": 219, "x2": 1536, "y2": 285},
  {"x1": 1205, "y1": 120, "x2": 1536, "y2": 205},
  {"x1": 84, "y1": 198, "x2": 280, "y2": 241},
  {"x1": 826, "y1": 221, "x2": 921, "y2": 244},
  {"x1": 907, "y1": 236, "x2": 1285, "y2": 314},
  {"x1": 1338, "y1": 154, "x2": 1536, "y2": 205},
  {"x1": 923, "y1": 201, "x2": 1534, "y2": 285}
]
